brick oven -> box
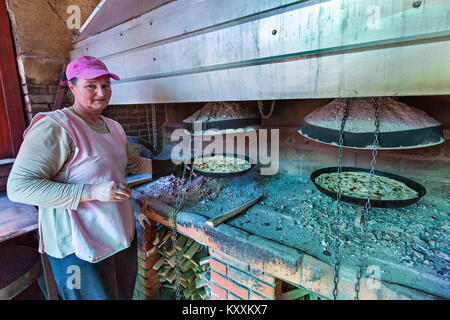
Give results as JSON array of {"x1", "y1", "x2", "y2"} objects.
[{"x1": 68, "y1": 0, "x2": 450, "y2": 300}]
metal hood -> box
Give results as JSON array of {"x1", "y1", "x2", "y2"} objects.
[
  {"x1": 297, "y1": 97, "x2": 445, "y2": 150},
  {"x1": 70, "y1": 0, "x2": 450, "y2": 104},
  {"x1": 75, "y1": 0, "x2": 171, "y2": 42}
]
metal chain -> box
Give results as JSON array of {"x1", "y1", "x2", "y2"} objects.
[
  {"x1": 354, "y1": 98, "x2": 380, "y2": 300},
  {"x1": 332, "y1": 98, "x2": 351, "y2": 300},
  {"x1": 257, "y1": 100, "x2": 275, "y2": 128},
  {"x1": 257, "y1": 100, "x2": 275, "y2": 119},
  {"x1": 170, "y1": 116, "x2": 210, "y2": 300},
  {"x1": 146, "y1": 106, "x2": 152, "y2": 150},
  {"x1": 152, "y1": 104, "x2": 158, "y2": 153},
  {"x1": 171, "y1": 163, "x2": 194, "y2": 299}
]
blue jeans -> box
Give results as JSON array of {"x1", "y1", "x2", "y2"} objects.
[{"x1": 47, "y1": 235, "x2": 137, "y2": 300}]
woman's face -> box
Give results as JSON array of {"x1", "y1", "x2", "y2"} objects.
[{"x1": 68, "y1": 75, "x2": 112, "y2": 113}]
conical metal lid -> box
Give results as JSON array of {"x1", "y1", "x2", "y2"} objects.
[
  {"x1": 183, "y1": 101, "x2": 261, "y2": 133},
  {"x1": 298, "y1": 97, "x2": 444, "y2": 149}
]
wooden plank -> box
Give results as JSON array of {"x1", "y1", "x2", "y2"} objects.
[
  {"x1": 0, "y1": 158, "x2": 14, "y2": 165},
  {"x1": 152, "y1": 256, "x2": 166, "y2": 271},
  {"x1": 165, "y1": 269, "x2": 176, "y2": 284},
  {"x1": 185, "y1": 269, "x2": 195, "y2": 279},
  {"x1": 144, "y1": 244, "x2": 158, "y2": 256},
  {"x1": 191, "y1": 290, "x2": 201, "y2": 300},
  {"x1": 166, "y1": 244, "x2": 176, "y2": 257},
  {"x1": 176, "y1": 247, "x2": 188, "y2": 261},
  {"x1": 188, "y1": 278, "x2": 197, "y2": 291},
  {"x1": 195, "y1": 276, "x2": 208, "y2": 289},
  {"x1": 0, "y1": 195, "x2": 38, "y2": 243},
  {"x1": 181, "y1": 259, "x2": 194, "y2": 273},
  {"x1": 182, "y1": 241, "x2": 202, "y2": 260},
  {"x1": 157, "y1": 265, "x2": 171, "y2": 277},
  {"x1": 40, "y1": 254, "x2": 59, "y2": 300},
  {"x1": 183, "y1": 287, "x2": 192, "y2": 299},
  {"x1": 280, "y1": 288, "x2": 309, "y2": 300},
  {"x1": 191, "y1": 259, "x2": 199, "y2": 268},
  {"x1": 198, "y1": 271, "x2": 208, "y2": 280},
  {"x1": 0, "y1": 258, "x2": 42, "y2": 300},
  {"x1": 163, "y1": 283, "x2": 176, "y2": 289},
  {"x1": 158, "y1": 230, "x2": 173, "y2": 248},
  {"x1": 199, "y1": 257, "x2": 210, "y2": 266},
  {"x1": 206, "y1": 195, "x2": 263, "y2": 227},
  {"x1": 166, "y1": 254, "x2": 176, "y2": 268},
  {"x1": 199, "y1": 287, "x2": 208, "y2": 300},
  {"x1": 185, "y1": 237, "x2": 194, "y2": 248},
  {"x1": 179, "y1": 278, "x2": 187, "y2": 289},
  {"x1": 176, "y1": 234, "x2": 188, "y2": 250},
  {"x1": 152, "y1": 228, "x2": 166, "y2": 246}
]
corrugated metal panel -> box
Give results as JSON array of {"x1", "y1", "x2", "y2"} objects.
[{"x1": 70, "y1": 0, "x2": 450, "y2": 103}]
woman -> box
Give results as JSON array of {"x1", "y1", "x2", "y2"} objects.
[{"x1": 7, "y1": 56, "x2": 179, "y2": 299}]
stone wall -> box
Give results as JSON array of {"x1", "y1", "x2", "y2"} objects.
[
  {"x1": 6, "y1": 0, "x2": 100, "y2": 122},
  {"x1": 209, "y1": 248, "x2": 282, "y2": 300},
  {"x1": 5, "y1": 1, "x2": 166, "y2": 151}
]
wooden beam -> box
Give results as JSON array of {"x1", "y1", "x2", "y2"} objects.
[{"x1": 40, "y1": 254, "x2": 59, "y2": 300}]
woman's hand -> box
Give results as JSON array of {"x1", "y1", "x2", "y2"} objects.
[{"x1": 82, "y1": 181, "x2": 131, "y2": 202}]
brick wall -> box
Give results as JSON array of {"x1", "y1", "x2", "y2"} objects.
[
  {"x1": 20, "y1": 88, "x2": 166, "y2": 155},
  {"x1": 209, "y1": 248, "x2": 282, "y2": 300},
  {"x1": 6, "y1": 0, "x2": 100, "y2": 123},
  {"x1": 22, "y1": 84, "x2": 73, "y2": 122},
  {"x1": 103, "y1": 104, "x2": 165, "y2": 153},
  {"x1": 134, "y1": 212, "x2": 162, "y2": 300}
]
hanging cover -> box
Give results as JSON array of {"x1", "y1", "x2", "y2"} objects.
[
  {"x1": 183, "y1": 101, "x2": 261, "y2": 132},
  {"x1": 297, "y1": 97, "x2": 444, "y2": 149}
]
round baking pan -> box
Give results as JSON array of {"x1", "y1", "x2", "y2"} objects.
[
  {"x1": 184, "y1": 118, "x2": 261, "y2": 133},
  {"x1": 310, "y1": 167, "x2": 426, "y2": 208},
  {"x1": 188, "y1": 154, "x2": 256, "y2": 178}
]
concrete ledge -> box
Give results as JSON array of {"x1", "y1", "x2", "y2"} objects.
[
  {"x1": 140, "y1": 197, "x2": 303, "y2": 286},
  {"x1": 139, "y1": 196, "x2": 445, "y2": 300}
]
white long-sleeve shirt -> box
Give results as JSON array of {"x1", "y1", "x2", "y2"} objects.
[{"x1": 7, "y1": 109, "x2": 151, "y2": 258}]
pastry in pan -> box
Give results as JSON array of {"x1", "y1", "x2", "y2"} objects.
[
  {"x1": 315, "y1": 171, "x2": 419, "y2": 201},
  {"x1": 193, "y1": 155, "x2": 251, "y2": 173}
]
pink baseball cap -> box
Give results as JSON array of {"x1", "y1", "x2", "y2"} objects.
[{"x1": 62, "y1": 56, "x2": 120, "y2": 85}]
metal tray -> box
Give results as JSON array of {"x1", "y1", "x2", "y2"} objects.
[
  {"x1": 183, "y1": 117, "x2": 261, "y2": 133},
  {"x1": 188, "y1": 154, "x2": 255, "y2": 178},
  {"x1": 310, "y1": 167, "x2": 426, "y2": 208}
]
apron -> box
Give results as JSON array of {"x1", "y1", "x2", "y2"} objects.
[{"x1": 25, "y1": 108, "x2": 135, "y2": 262}]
